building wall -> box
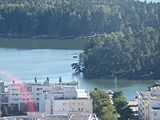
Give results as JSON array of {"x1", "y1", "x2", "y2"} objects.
[
  {"x1": 137, "y1": 92, "x2": 149, "y2": 120},
  {"x1": 8, "y1": 83, "x2": 51, "y2": 111},
  {"x1": 7, "y1": 82, "x2": 93, "y2": 115},
  {"x1": 137, "y1": 88, "x2": 160, "y2": 120},
  {"x1": 149, "y1": 101, "x2": 160, "y2": 120},
  {"x1": 45, "y1": 100, "x2": 52, "y2": 114},
  {"x1": 0, "y1": 81, "x2": 3, "y2": 107},
  {"x1": 149, "y1": 109, "x2": 160, "y2": 120},
  {"x1": 39, "y1": 93, "x2": 45, "y2": 112},
  {"x1": 52, "y1": 99, "x2": 93, "y2": 114},
  {"x1": 8, "y1": 84, "x2": 20, "y2": 105}
]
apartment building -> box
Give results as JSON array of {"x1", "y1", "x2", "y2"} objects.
[
  {"x1": 0, "y1": 81, "x2": 8, "y2": 108},
  {"x1": 0, "y1": 79, "x2": 96, "y2": 120},
  {"x1": 52, "y1": 99, "x2": 93, "y2": 114},
  {"x1": 39, "y1": 84, "x2": 91, "y2": 114},
  {"x1": 7, "y1": 80, "x2": 52, "y2": 111},
  {"x1": 5, "y1": 80, "x2": 92, "y2": 114},
  {"x1": 0, "y1": 80, "x2": 3, "y2": 108},
  {"x1": 137, "y1": 86, "x2": 160, "y2": 120}
]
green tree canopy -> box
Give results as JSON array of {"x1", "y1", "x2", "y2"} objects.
[{"x1": 90, "y1": 88, "x2": 118, "y2": 120}]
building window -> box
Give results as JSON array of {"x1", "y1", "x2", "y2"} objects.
[
  {"x1": 37, "y1": 88, "x2": 42, "y2": 90},
  {"x1": 27, "y1": 87, "x2": 32, "y2": 92},
  {"x1": 80, "y1": 108, "x2": 84, "y2": 111},
  {"x1": 63, "y1": 103, "x2": 66, "y2": 106},
  {"x1": 72, "y1": 103, "x2": 75, "y2": 106},
  {"x1": 13, "y1": 98, "x2": 19, "y2": 101},
  {"x1": 154, "y1": 112, "x2": 157, "y2": 116}
]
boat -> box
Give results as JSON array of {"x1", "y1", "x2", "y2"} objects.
[{"x1": 73, "y1": 55, "x2": 77, "y2": 58}]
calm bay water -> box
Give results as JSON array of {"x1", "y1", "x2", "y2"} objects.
[{"x1": 0, "y1": 38, "x2": 154, "y2": 100}]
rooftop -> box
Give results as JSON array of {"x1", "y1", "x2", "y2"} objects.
[{"x1": 137, "y1": 86, "x2": 160, "y2": 100}]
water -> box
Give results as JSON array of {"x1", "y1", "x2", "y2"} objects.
[
  {"x1": 0, "y1": 48, "x2": 81, "y2": 82},
  {"x1": 141, "y1": 0, "x2": 160, "y2": 3},
  {"x1": 0, "y1": 38, "x2": 154, "y2": 100}
]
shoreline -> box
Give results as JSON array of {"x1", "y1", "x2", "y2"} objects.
[{"x1": 0, "y1": 33, "x2": 96, "y2": 40}]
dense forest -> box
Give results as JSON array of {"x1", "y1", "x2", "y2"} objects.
[
  {"x1": 0, "y1": 0, "x2": 159, "y2": 37},
  {"x1": 70, "y1": 0, "x2": 160, "y2": 79},
  {"x1": 73, "y1": 27, "x2": 160, "y2": 79}
]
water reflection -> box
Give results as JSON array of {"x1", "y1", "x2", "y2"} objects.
[{"x1": 0, "y1": 38, "x2": 84, "y2": 49}]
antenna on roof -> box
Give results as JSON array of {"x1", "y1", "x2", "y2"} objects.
[
  {"x1": 59, "y1": 77, "x2": 62, "y2": 83},
  {"x1": 35, "y1": 77, "x2": 37, "y2": 83},
  {"x1": 47, "y1": 77, "x2": 49, "y2": 82}
]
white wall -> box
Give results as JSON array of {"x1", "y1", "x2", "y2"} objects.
[
  {"x1": 149, "y1": 101, "x2": 160, "y2": 120},
  {"x1": 52, "y1": 99, "x2": 93, "y2": 114},
  {"x1": 45, "y1": 100, "x2": 51, "y2": 114}
]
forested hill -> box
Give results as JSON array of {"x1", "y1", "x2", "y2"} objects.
[
  {"x1": 72, "y1": 28, "x2": 160, "y2": 79},
  {"x1": 69, "y1": 0, "x2": 160, "y2": 80},
  {"x1": 0, "y1": 0, "x2": 159, "y2": 37}
]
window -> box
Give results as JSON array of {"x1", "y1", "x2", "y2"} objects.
[
  {"x1": 13, "y1": 98, "x2": 19, "y2": 101},
  {"x1": 81, "y1": 108, "x2": 84, "y2": 111},
  {"x1": 63, "y1": 103, "x2": 66, "y2": 106},
  {"x1": 12, "y1": 94, "x2": 18, "y2": 96},
  {"x1": 72, "y1": 102, "x2": 75, "y2": 106},
  {"x1": 27, "y1": 87, "x2": 32, "y2": 92},
  {"x1": 77, "y1": 102, "x2": 80, "y2": 106},
  {"x1": 12, "y1": 88, "x2": 19, "y2": 91},
  {"x1": 37, "y1": 88, "x2": 42, "y2": 90},
  {"x1": 154, "y1": 112, "x2": 157, "y2": 116},
  {"x1": 81, "y1": 102, "x2": 84, "y2": 106}
]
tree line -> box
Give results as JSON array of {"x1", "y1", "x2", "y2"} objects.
[
  {"x1": 0, "y1": 0, "x2": 159, "y2": 37},
  {"x1": 71, "y1": 0, "x2": 160, "y2": 80},
  {"x1": 73, "y1": 27, "x2": 160, "y2": 79}
]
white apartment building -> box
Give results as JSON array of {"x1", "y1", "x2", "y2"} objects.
[
  {"x1": 42, "y1": 98, "x2": 93, "y2": 115},
  {"x1": 7, "y1": 80, "x2": 52, "y2": 111},
  {"x1": 6, "y1": 80, "x2": 92, "y2": 114},
  {"x1": 39, "y1": 84, "x2": 91, "y2": 114},
  {"x1": 0, "y1": 79, "x2": 96, "y2": 120},
  {"x1": 137, "y1": 87, "x2": 160, "y2": 120},
  {"x1": 52, "y1": 99, "x2": 93, "y2": 114}
]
